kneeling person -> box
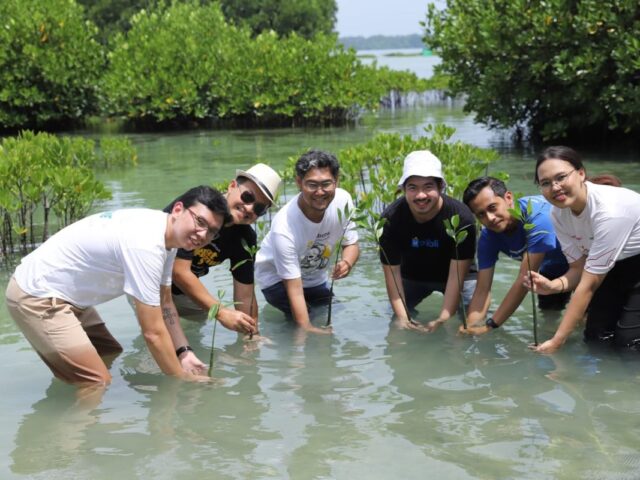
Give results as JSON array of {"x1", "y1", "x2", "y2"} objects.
[
  {"x1": 5, "y1": 186, "x2": 229, "y2": 387},
  {"x1": 255, "y1": 150, "x2": 359, "y2": 335},
  {"x1": 461, "y1": 177, "x2": 569, "y2": 335},
  {"x1": 169, "y1": 164, "x2": 282, "y2": 335},
  {"x1": 379, "y1": 150, "x2": 478, "y2": 331}
]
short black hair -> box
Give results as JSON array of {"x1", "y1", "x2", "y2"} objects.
[
  {"x1": 463, "y1": 177, "x2": 508, "y2": 207},
  {"x1": 295, "y1": 150, "x2": 339, "y2": 179},
  {"x1": 165, "y1": 185, "x2": 231, "y2": 224},
  {"x1": 535, "y1": 146, "x2": 585, "y2": 184}
]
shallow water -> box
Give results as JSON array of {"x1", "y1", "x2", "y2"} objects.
[{"x1": 2, "y1": 100, "x2": 640, "y2": 479}]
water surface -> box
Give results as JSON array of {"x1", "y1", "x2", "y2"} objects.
[{"x1": 1, "y1": 99, "x2": 639, "y2": 479}]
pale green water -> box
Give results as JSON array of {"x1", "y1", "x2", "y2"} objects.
[{"x1": 1, "y1": 103, "x2": 640, "y2": 479}]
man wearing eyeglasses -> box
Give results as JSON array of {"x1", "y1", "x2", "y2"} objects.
[
  {"x1": 255, "y1": 150, "x2": 359, "y2": 335},
  {"x1": 5, "y1": 186, "x2": 229, "y2": 387},
  {"x1": 459, "y1": 176, "x2": 570, "y2": 335},
  {"x1": 168, "y1": 164, "x2": 282, "y2": 337}
]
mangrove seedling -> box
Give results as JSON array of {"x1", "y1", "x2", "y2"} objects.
[
  {"x1": 231, "y1": 237, "x2": 260, "y2": 339},
  {"x1": 207, "y1": 289, "x2": 239, "y2": 376},
  {"x1": 326, "y1": 203, "x2": 353, "y2": 327},
  {"x1": 508, "y1": 198, "x2": 544, "y2": 346},
  {"x1": 355, "y1": 202, "x2": 416, "y2": 326},
  {"x1": 444, "y1": 214, "x2": 470, "y2": 329}
]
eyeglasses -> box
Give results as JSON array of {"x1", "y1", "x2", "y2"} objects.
[
  {"x1": 238, "y1": 187, "x2": 270, "y2": 217},
  {"x1": 302, "y1": 180, "x2": 336, "y2": 192},
  {"x1": 187, "y1": 208, "x2": 220, "y2": 239},
  {"x1": 537, "y1": 169, "x2": 576, "y2": 191}
]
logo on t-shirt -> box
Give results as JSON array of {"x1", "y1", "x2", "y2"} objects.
[
  {"x1": 411, "y1": 237, "x2": 439, "y2": 248},
  {"x1": 195, "y1": 247, "x2": 220, "y2": 266},
  {"x1": 301, "y1": 241, "x2": 331, "y2": 273}
]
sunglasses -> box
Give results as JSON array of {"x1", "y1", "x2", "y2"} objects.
[{"x1": 239, "y1": 188, "x2": 270, "y2": 217}]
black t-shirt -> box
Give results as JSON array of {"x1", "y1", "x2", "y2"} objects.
[
  {"x1": 164, "y1": 204, "x2": 257, "y2": 294},
  {"x1": 379, "y1": 195, "x2": 477, "y2": 283}
]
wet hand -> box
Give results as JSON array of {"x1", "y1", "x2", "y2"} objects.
[
  {"x1": 304, "y1": 325, "x2": 333, "y2": 335},
  {"x1": 331, "y1": 259, "x2": 352, "y2": 280},
  {"x1": 217, "y1": 308, "x2": 257, "y2": 335},
  {"x1": 458, "y1": 323, "x2": 490, "y2": 335},
  {"x1": 394, "y1": 317, "x2": 429, "y2": 332},
  {"x1": 529, "y1": 337, "x2": 563, "y2": 354},
  {"x1": 426, "y1": 318, "x2": 445, "y2": 332},
  {"x1": 523, "y1": 271, "x2": 553, "y2": 295},
  {"x1": 179, "y1": 350, "x2": 207, "y2": 375}
]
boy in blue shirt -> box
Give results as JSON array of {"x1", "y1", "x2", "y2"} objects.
[{"x1": 460, "y1": 177, "x2": 569, "y2": 335}]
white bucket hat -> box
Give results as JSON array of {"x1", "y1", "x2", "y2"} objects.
[
  {"x1": 397, "y1": 150, "x2": 447, "y2": 192},
  {"x1": 236, "y1": 163, "x2": 282, "y2": 205}
]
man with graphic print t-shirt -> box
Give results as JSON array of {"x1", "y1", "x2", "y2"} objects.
[
  {"x1": 379, "y1": 151, "x2": 479, "y2": 332},
  {"x1": 255, "y1": 150, "x2": 359, "y2": 335}
]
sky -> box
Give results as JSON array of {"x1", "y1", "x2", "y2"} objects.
[{"x1": 336, "y1": 0, "x2": 444, "y2": 37}]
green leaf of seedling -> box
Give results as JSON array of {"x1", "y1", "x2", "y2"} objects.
[
  {"x1": 445, "y1": 228, "x2": 455, "y2": 238},
  {"x1": 456, "y1": 230, "x2": 468, "y2": 243},
  {"x1": 207, "y1": 304, "x2": 220, "y2": 321},
  {"x1": 523, "y1": 223, "x2": 535, "y2": 231},
  {"x1": 526, "y1": 199, "x2": 533, "y2": 216},
  {"x1": 451, "y1": 214, "x2": 460, "y2": 229},
  {"x1": 443, "y1": 218, "x2": 452, "y2": 230},
  {"x1": 231, "y1": 259, "x2": 249, "y2": 270},
  {"x1": 508, "y1": 207, "x2": 523, "y2": 222}
]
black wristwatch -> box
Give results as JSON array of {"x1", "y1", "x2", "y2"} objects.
[
  {"x1": 175, "y1": 345, "x2": 194, "y2": 357},
  {"x1": 485, "y1": 317, "x2": 500, "y2": 329}
]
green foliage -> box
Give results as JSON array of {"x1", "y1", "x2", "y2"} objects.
[
  {"x1": 102, "y1": 2, "x2": 386, "y2": 125},
  {"x1": 372, "y1": 66, "x2": 446, "y2": 94},
  {"x1": 425, "y1": 0, "x2": 640, "y2": 140},
  {"x1": 0, "y1": 0, "x2": 105, "y2": 130},
  {"x1": 207, "y1": 289, "x2": 239, "y2": 375},
  {"x1": 0, "y1": 131, "x2": 139, "y2": 255},
  {"x1": 98, "y1": 137, "x2": 138, "y2": 168},
  {"x1": 76, "y1": 0, "x2": 154, "y2": 44},
  {"x1": 327, "y1": 203, "x2": 353, "y2": 326},
  {"x1": 443, "y1": 214, "x2": 470, "y2": 328},
  {"x1": 507, "y1": 197, "x2": 542, "y2": 345},
  {"x1": 219, "y1": 0, "x2": 337, "y2": 39}
]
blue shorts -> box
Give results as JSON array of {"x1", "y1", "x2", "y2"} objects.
[
  {"x1": 402, "y1": 277, "x2": 476, "y2": 313},
  {"x1": 262, "y1": 282, "x2": 333, "y2": 316}
]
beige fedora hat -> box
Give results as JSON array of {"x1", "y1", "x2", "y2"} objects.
[{"x1": 236, "y1": 163, "x2": 282, "y2": 204}]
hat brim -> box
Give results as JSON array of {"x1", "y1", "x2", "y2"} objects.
[{"x1": 236, "y1": 169, "x2": 275, "y2": 204}]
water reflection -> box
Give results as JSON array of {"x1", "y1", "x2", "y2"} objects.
[{"x1": 1, "y1": 100, "x2": 640, "y2": 478}]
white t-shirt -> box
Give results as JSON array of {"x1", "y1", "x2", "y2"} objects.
[
  {"x1": 552, "y1": 182, "x2": 640, "y2": 274},
  {"x1": 255, "y1": 188, "x2": 358, "y2": 289},
  {"x1": 14, "y1": 209, "x2": 176, "y2": 307}
]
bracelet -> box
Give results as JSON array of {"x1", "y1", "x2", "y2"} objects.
[
  {"x1": 485, "y1": 317, "x2": 500, "y2": 329},
  {"x1": 175, "y1": 345, "x2": 193, "y2": 358},
  {"x1": 341, "y1": 258, "x2": 353, "y2": 270},
  {"x1": 558, "y1": 277, "x2": 567, "y2": 293}
]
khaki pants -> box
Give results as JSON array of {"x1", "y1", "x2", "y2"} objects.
[
  {"x1": 172, "y1": 293, "x2": 208, "y2": 321},
  {"x1": 5, "y1": 277, "x2": 123, "y2": 386}
]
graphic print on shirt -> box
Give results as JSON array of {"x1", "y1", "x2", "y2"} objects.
[
  {"x1": 194, "y1": 247, "x2": 220, "y2": 267},
  {"x1": 300, "y1": 237, "x2": 331, "y2": 274}
]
